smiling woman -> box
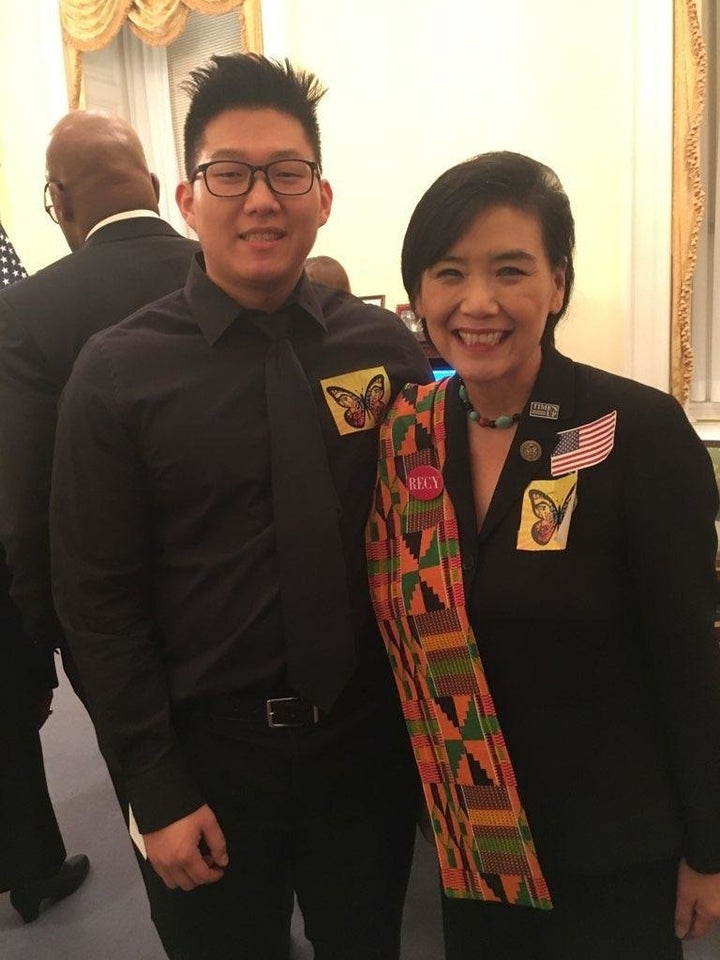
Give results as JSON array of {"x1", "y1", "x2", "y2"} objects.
[
  {"x1": 402, "y1": 152, "x2": 572, "y2": 426},
  {"x1": 366, "y1": 149, "x2": 720, "y2": 960},
  {"x1": 413, "y1": 205, "x2": 565, "y2": 419}
]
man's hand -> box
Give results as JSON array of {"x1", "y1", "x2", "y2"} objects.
[
  {"x1": 144, "y1": 804, "x2": 229, "y2": 891},
  {"x1": 675, "y1": 859, "x2": 720, "y2": 939}
]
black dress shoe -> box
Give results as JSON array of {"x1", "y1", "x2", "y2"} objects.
[{"x1": 10, "y1": 853, "x2": 90, "y2": 923}]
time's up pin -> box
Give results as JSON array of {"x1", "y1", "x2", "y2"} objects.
[{"x1": 529, "y1": 401, "x2": 559, "y2": 420}]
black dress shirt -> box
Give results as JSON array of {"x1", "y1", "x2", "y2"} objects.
[{"x1": 51, "y1": 257, "x2": 431, "y2": 831}]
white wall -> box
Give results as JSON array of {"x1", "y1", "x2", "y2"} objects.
[
  {"x1": 0, "y1": 0, "x2": 673, "y2": 385},
  {"x1": 263, "y1": 0, "x2": 672, "y2": 382},
  {"x1": 0, "y1": 0, "x2": 70, "y2": 273}
]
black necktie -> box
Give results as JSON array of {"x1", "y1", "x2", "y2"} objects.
[{"x1": 264, "y1": 322, "x2": 356, "y2": 711}]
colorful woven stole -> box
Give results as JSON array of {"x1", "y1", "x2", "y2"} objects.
[{"x1": 366, "y1": 379, "x2": 551, "y2": 908}]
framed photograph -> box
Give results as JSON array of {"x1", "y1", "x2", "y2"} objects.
[
  {"x1": 395, "y1": 303, "x2": 424, "y2": 338},
  {"x1": 705, "y1": 441, "x2": 720, "y2": 520},
  {"x1": 360, "y1": 294, "x2": 386, "y2": 308}
]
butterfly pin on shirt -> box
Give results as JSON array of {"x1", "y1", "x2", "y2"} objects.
[
  {"x1": 528, "y1": 484, "x2": 577, "y2": 546},
  {"x1": 321, "y1": 367, "x2": 389, "y2": 435}
]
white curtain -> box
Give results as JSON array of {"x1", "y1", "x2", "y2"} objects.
[{"x1": 120, "y1": 28, "x2": 188, "y2": 236}]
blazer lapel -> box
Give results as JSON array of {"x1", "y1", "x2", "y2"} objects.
[{"x1": 478, "y1": 347, "x2": 577, "y2": 543}]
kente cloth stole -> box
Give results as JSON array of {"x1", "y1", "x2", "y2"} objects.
[{"x1": 366, "y1": 379, "x2": 551, "y2": 909}]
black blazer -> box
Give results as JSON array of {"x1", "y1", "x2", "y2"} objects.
[
  {"x1": 443, "y1": 346, "x2": 720, "y2": 876},
  {"x1": 0, "y1": 217, "x2": 198, "y2": 682}
]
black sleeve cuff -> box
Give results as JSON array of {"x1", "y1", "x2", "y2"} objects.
[{"x1": 124, "y1": 746, "x2": 205, "y2": 834}]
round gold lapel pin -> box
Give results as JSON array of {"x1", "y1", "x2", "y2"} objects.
[{"x1": 519, "y1": 440, "x2": 543, "y2": 462}]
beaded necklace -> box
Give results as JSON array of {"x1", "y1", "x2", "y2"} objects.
[{"x1": 458, "y1": 380, "x2": 521, "y2": 429}]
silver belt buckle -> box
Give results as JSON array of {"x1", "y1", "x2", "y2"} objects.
[{"x1": 265, "y1": 696, "x2": 319, "y2": 728}]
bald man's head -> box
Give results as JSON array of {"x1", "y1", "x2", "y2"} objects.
[
  {"x1": 304, "y1": 256, "x2": 351, "y2": 292},
  {"x1": 45, "y1": 111, "x2": 160, "y2": 250}
]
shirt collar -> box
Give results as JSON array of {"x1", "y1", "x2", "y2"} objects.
[
  {"x1": 185, "y1": 254, "x2": 327, "y2": 346},
  {"x1": 84, "y1": 209, "x2": 161, "y2": 242}
]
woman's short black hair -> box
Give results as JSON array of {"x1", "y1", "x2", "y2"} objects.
[{"x1": 401, "y1": 151, "x2": 575, "y2": 344}]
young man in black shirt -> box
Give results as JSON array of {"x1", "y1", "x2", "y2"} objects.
[{"x1": 51, "y1": 54, "x2": 431, "y2": 960}]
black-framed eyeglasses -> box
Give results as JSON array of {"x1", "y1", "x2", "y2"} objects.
[
  {"x1": 44, "y1": 180, "x2": 63, "y2": 224},
  {"x1": 191, "y1": 159, "x2": 320, "y2": 198}
]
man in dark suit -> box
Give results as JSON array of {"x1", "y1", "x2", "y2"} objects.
[
  {"x1": 0, "y1": 224, "x2": 89, "y2": 923},
  {"x1": 0, "y1": 111, "x2": 197, "y2": 937},
  {"x1": 0, "y1": 110, "x2": 198, "y2": 692}
]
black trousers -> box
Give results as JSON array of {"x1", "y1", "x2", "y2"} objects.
[
  {"x1": 0, "y1": 721, "x2": 66, "y2": 892},
  {"x1": 0, "y1": 632, "x2": 65, "y2": 892},
  {"x1": 150, "y1": 666, "x2": 419, "y2": 960},
  {"x1": 442, "y1": 859, "x2": 683, "y2": 960}
]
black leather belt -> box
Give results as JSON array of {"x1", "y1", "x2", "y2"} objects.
[{"x1": 206, "y1": 693, "x2": 320, "y2": 729}]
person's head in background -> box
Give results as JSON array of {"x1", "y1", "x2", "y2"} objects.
[
  {"x1": 304, "y1": 255, "x2": 351, "y2": 293},
  {"x1": 45, "y1": 111, "x2": 160, "y2": 253},
  {"x1": 401, "y1": 151, "x2": 574, "y2": 405},
  {"x1": 176, "y1": 54, "x2": 332, "y2": 311}
]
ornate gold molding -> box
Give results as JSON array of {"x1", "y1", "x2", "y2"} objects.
[
  {"x1": 59, "y1": 0, "x2": 263, "y2": 108},
  {"x1": 671, "y1": 0, "x2": 706, "y2": 403}
]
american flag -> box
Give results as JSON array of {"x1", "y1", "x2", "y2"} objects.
[
  {"x1": 550, "y1": 410, "x2": 617, "y2": 476},
  {"x1": 0, "y1": 223, "x2": 28, "y2": 288}
]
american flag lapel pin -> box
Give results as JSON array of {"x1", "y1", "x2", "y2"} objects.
[{"x1": 550, "y1": 411, "x2": 617, "y2": 477}]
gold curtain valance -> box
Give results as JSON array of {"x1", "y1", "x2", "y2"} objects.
[
  {"x1": 671, "y1": 0, "x2": 706, "y2": 403},
  {"x1": 60, "y1": 0, "x2": 262, "y2": 108}
]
